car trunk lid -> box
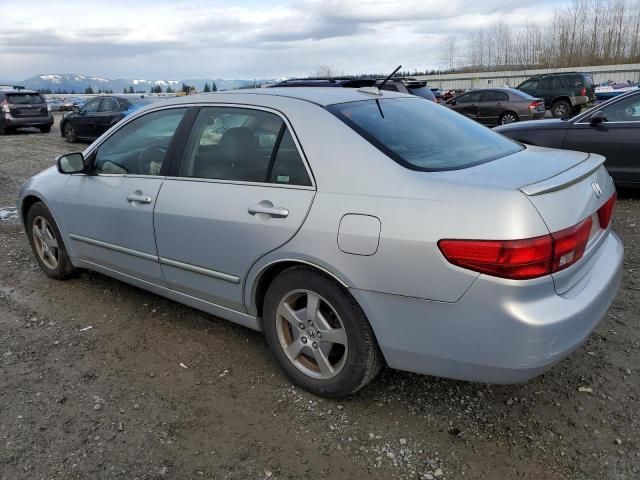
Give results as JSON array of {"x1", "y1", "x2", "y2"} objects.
[{"x1": 521, "y1": 154, "x2": 615, "y2": 293}]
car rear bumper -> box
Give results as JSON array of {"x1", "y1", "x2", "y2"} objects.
[
  {"x1": 351, "y1": 231, "x2": 623, "y2": 384},
  {"x1": 2, "y1": 113, "x2": 54, "y2": 128}
]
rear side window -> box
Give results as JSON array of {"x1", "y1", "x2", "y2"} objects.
[
  {"x1": 327, "y1": 98, "x2": 523, "y2": 171},
  {"x1": 6, "y1": 93, "x2": 45, "y2": 104},
  {"x1": 179, "y1": 107, "x2": 311, "y2": 186},
  {"x1": 481, "y1": 91, "x2": 509, "y2": 102}
]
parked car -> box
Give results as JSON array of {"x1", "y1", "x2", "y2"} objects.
[
  {"x1": 61, "y1": 97, "x2": 83, "y2": 111},
  {"x1": 59, "y1": 95, "x2": 163, "y2": 143},
  {"x1": 516, "y1": 72, "x2": 595, "y2": 118},
  {"x1": 19, "y1": 88, "x2": 622, "y2": 398},
  {"x1": 494, "y1": 90, "x2": 640, "y2": 187},
  {"x1": 268, "y1": 77, "x2": 377, "y2": 88},
  {"x1": 269, "y1": 76, "x2": 438, "y2": 102},
  {"x1": 445, "y1": 88, "x2": 545, "y2": 125},
  {"x1": 0, "y1": 89, "x2": 53, "y2": 134}
]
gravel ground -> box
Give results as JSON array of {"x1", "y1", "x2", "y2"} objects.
[{"x1": 0, "y1": 114, "x2": 639, "y2": 479}]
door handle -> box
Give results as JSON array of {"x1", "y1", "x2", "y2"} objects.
[
  {"x1": 248, "y1": 201, "x2": 289, "y2": 218},
  {"x1": 127, "y1": 192, "x2": 153, "y2": 204}
]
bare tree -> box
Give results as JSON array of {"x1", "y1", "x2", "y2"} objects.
[
  {"x1": 439, "y1": 35, "x2": 458, "y2": 71},
  {"x1": 309, "y1": 65, "x2": 344, "y2": 78}
]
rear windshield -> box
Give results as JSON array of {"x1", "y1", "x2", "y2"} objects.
[
  {"x1": 326, "y1": 97, "x2": 523, "y2": 171},
  {"x1": 6, "y1": 93, "x2": 45, "y2": 104},
  {"x1": 407, "y1": 86, "x2": 436, "y2": 100}
]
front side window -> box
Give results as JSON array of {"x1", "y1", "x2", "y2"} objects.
[
  {"x1": 327, "y1": 98, "x2": 523, "y2": 171},
  {"x1": 179, "y1": 107, "x2": 310, "y2": 185},
  {"x1": 602, "y1": 94, "x2": 640, "y2": 122},
  {"x1": 94, "y1": 108, "x2": 187, "y2": 175}
]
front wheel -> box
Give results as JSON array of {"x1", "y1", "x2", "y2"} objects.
[
  {"x1": 62, "y1": 122, "x2": 77, "y2": 143},
  {"x1": 26, "y1": 202, "x2": 77, "y2": 280},
  {"x1": 263, "y1": 267, "x2": 383, "y2": 398}
]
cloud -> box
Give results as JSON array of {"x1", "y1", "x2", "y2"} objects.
[{"x1": 0, "y1": 0, "x2": 566, "y2": 79}]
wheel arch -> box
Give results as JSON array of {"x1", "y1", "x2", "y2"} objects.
[
  {"x1": 499, "y1": 110, "x2": 519, "y2": 122},
  {"x1": 20, "y1": 194, "x2": 44, "y2": 227},
  {"x1": 551, "y1": 96, "x2": 572, "y2": 107},
  {"x1": 250, "y1": 259, "x2": 350, "y2": 318}
]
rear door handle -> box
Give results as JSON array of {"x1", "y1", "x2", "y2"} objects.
[
  {"x1": 248, "y1": 201, "x2": 289, "y2": 218},
  {"x1": 127, "y1": 192, "x2": 153, "y2": 204}
]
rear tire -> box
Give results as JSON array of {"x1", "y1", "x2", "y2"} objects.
[
  {"x1": 62, "y1": 122, "x2": 77, "y2": 143},
  {"x1": 26, "y1": 202, "x2": 77, "y2": 280},
  {"x1": 499, "y1": 111, "x2": 519, "y2": 125},
  {"x1": 551, "y1": 100, "x2": 571, "y2": 118},
  {"x1": 263, "y1": 266, "x2": 383, "y2": 398}
]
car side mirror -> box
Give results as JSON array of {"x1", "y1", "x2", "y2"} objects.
[
  {"x1": 72, "y1": 105, "x2": 80, "y2": 114},
  {"x1": 57, "y1": 152, "x2": 86, "y2": 174},
  {"x1": 590, "y1": 110, "x2": 607, "y2": 126}
]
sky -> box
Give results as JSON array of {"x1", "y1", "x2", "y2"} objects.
[{"x1": 0, "y1": 0, "x2": 567, "y2": 81}]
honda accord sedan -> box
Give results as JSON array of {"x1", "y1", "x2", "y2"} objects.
[{"x1": 18, "y1": 88, "x2": 623, "y2": 398}]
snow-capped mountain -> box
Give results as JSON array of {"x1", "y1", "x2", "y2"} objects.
[{"x1": 17, "y1": 74, "x2": 273, "y2": 93}]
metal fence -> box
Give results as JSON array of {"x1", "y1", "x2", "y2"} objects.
[{"x1": 414, "y1": 63, "x2": 640, "y2": 89}]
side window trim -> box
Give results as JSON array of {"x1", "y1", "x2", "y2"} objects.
[
  {"x1": 170, "y1": 103, "x2": 316, "y2": 189},
  {"x1": 265, "y1": 123, "x2": 287, "y2": 182}
]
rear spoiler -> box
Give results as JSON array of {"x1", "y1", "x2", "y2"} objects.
[{"x1": 520, "y1": 154, "x2": 605, "y2": 196}]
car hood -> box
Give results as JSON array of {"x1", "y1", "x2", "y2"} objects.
[
  {"x1": 431, "y1": 145, "x2": 590, "y2": 190},
  {"x1": 494, "y1": 118, "x2": 569, "y2": 133}
]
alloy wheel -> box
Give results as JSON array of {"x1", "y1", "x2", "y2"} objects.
[
  {"x1": 32, "y1": 216, "x2": 60, "y2": 269},
  {"x1": 501, "y1": 113, "x2": 517, "y2": 124},
  {"x1": 554, "y1": 104, "x2": 568, "y2": 117},
  {"x1": 64, "y1": 124, "x2": 75, "y2": 142},
  {"x1": 275, "y1": 289, "x2": 348, "y2": 380}
]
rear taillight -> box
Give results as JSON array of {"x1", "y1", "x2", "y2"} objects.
[
  {"x1": 580, "y1": 87, "x2": 587, "y2": 96},
  {"x1": 551, "y1": 218, "x2": 592, "y2": 272},
  {"x1": 438, "y1": 217, "x2": 593, "y2": 280},
  {"x1": 598, "y1": 192, "x2": 617, "y2": 228},
  {"x1": 528, "y1": 100, "x2": 542, "y2": 110}
]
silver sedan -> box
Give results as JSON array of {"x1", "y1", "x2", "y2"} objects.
[{"x1": 18, "y1": 88, "x2": 623, "y2": 398}]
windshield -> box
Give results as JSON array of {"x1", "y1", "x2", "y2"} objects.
[
  {"x1": 327, "y1": 98, "x2": 523, "y2": 171},
  {"x1": 6, "y1": 93, "x2": 45, "y2": 104}
]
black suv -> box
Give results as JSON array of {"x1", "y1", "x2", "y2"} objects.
[
  {"x1": 269, "y1": 77, "x2": 437, "y2": 101},
  {"x1": 0, "y1": 89, "x2": 53, "y2": 134},
  {"x1": 516, "y1": 72, "x2": 595, "y2": 118}
]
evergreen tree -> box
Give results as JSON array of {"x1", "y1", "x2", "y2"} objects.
[
  {"x1": 128, "y1": 86, "x2": 134, "y2": 94},
  {"x1": 181, "y1": 83, "x2": 189, "y2": 93},
  {"x1": 123, "y1": 87, "x2": 127, "y2": 94},
  {"x1": 85, "y1": 86, "x2": 95, "y2": 94},
  {"x1": 203, "y1": 82, "x2": 211, "y2": 93},
  {"x1": 211, "y1": 81, "x2": 217, "y2": 92},
  {"x1": 166, "y1": 85, "x2": 174, "y2": 94},
  {"x1": 97, "y1": 88, "x2": 103, "y2": 94}
]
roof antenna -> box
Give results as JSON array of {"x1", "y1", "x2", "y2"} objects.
[{"x1": 379, "y1": 65, "x2": 402, "y2": 91}]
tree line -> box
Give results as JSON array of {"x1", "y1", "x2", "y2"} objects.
[
  {"x1": 38, "y1": 81, "x2": 218, "y2": 96},
  {"x1": 440, "y1": 0, "x2": 640, "y2": 72}
]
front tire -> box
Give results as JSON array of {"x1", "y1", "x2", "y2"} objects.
[
  {"x1": 263, "y1": 267, "x2": 383, "y2": 398},
  {"x1": 26, "y1": 202, "x2": 76, "y2": 280},
  {"x1": 62, "y1": 122, "x2": 77, "y2": 143}
]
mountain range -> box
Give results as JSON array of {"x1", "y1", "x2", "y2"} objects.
[{"x1": 4, "y1": 74, "x2": 276, "y2": 93}]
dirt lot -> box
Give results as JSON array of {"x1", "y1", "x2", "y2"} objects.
[{"x1": 0, "y1": 115, "x2": 639, "y2": 480}]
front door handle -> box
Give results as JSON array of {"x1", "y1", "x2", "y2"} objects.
[
  {"x1": 248, "y1": 201, "x2": 289, "y2": 218},
  {"x1": 127, "y1": 191, "x2": 153, "y2": 205}
]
